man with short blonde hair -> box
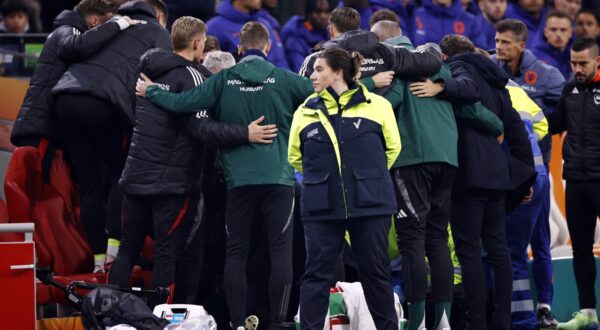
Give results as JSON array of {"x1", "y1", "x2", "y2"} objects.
[
  {"x1": 171, "y1": 16, "x2": 206, "y2": 51},
  {"x1": 109, "y1": 16, "x2": 275, "y2": 307}
]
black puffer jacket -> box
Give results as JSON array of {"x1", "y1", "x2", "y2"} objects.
[
  {"x1": 119, "y1": 49, "x2": 249, "y2": 196},
  {"x1": 299, "y1": 30, "x2": 442, "y2": 92},
  {"x1": 551, "y1": 71, "x2": 600, "y2": 181},
  {"x1": 11, "y1": 10, "x2": 123, "y2": 146},
  {"x1": 52, "y1": 1, "x2": 172, "y2": 124}
]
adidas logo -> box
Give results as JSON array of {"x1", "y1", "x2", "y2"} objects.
[
  {"x1": 572, "y1": 87, "x2": 579, "y2": 94},
  {"x1": 396, "y1": 209, "x2": 408, "y2": 219}
]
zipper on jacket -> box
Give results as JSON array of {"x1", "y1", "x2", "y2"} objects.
[
  {"x1": 322, "y1": 100, "x2": 350, "y2": 219},
  {"x1": 580, "y1": 88, "x2": 587, "y2": 175}
]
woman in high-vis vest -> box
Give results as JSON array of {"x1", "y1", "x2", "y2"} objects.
[{"x1": 288, "y1": 47, "x2": 401, "y2": 330}]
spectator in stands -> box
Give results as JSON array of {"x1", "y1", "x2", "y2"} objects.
[
  {"x1": 137, "y1": 21, "x2": 314, "y2": 330},
  {"x1": 371, "y1": 20, "x2": 461, "y2": 330},
  {"x1": 203, "y1": 50, "x2": 236, "y2": 74},
  {"x1": 338, "y1": 0, "x2": 413, "y2": 33},
  {"x1": 505, "y1": 0, "x2": 548, "y2": 46},
  {"x1": 200, "y1": 35, "x2": 220, "y2": 62},
  {"x1": 110, "y1": 16, "x2": 275, "y2": 308},
  {"x1": 51, "y1": 0, "x2": 171, "y2": 273},
  {"x1": 258, "y1": 0, "x2": 280, "y2": 31},
  {"x1": 475, "y1": 0, "x2": 508, "y2": 51},
  {"x1": 551, "y1": 37, "x2": 600, "y2": 330},
  {"x1": 336, "y1": 0, "x2": 373, "y2": 30},
  {"x1": 164, "y1": 0, "x2": 215, "y2": 27},
  {"x1": 493, "y1": 18, "x2": 564, "y2": 328},
  {"x1": 369, "y1": 8, "x2": 409, "y2": 38},
  {"x1": 575, "y1": 9, "x2": 600, "y2": 44},
  {"x1": 206, "y1": 0, "x2": 289, "y2": 69},
  {"x1": 552, "y1": 0, "x2": 581, "y2": 21},
  {"x1": 582, "y1": 0, "x2": 600, "y2": 12},
  {"x1": 281, "y1": 0, "x2": 330, "y2": 73},
  {"x1": 11, "y1": 0, "x2": 132, "y2": 162},
  {"x1": 533, "y1": 11, "x2": 573, "y2": 79},
  {"x1": 411, "y1": 0, "x2": 480, "y2": 46},
  {"x1": 370, "y1": 1, "x2": 412, "y2": 36},
  {"x1": 288, "y1": 46, "x2": 401, "y2": 330},
  {"x1": 0, "y1": 0, "x2": 35, "y2": 33}
]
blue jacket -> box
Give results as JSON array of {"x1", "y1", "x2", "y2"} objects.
[
  {"x1": 281, "y1": 16, "x2": 328, "y2": 73},
  {"x1": 369, "y1": 0, "x2": 412, "y2": 38},
  {"x1": 531, "y1": 40, "x2": 572, "y2": 80},
  {"x1": 493, "y1": 49, "x2": 565, "y2": 164},
  {"x1": 505, "y1": 3, "x2": 547, "y2": 47},
  {"x1": 206, "y1": 1, "x2": 289, "y2": 69},
  {"x1": 258, "y1": 9, "x2": 280, "y2": 31},
  {"x1": 474, "y1": 14, "x2": 500, "y2": 52},
  {"x1": 289, "y1": 84, "x2": 401, "y2": 221},
  {"x1": 335, "y1": 1, "x2": 373, "y2": 30},
  {"x1": 411, "y1": 0, "x2": 480, "y2": 46}
]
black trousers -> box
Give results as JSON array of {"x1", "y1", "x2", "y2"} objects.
[
  {"x1": 300, "y1": 216, "x2": 398, "y2": 330},
  {"x1": 108, "y1": 193, "x2": 197, "y2": 307},
  {"x1": 450, "y1": 189, "x2": 512, "y2": 330},
  {"x1": 223, "y1": 184, "x2": 294, "y2": 328},
  {"x1": 174, "y1": 193, "x2": 208, "y2": 304},
  {"x1": 56, "y1": 93, "x2": 125, "y2": 255},
  {"x1": 392, "y1": 163, "x2": 456, "y2": 304},
  {"x1": 566, "y1": 180, "x2": 600, "y2": 309}
]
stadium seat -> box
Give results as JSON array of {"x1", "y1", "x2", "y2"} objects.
[{"x1": 4, "y1": 146, "x2": 93, "y2": 274}]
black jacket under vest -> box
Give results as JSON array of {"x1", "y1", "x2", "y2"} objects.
[{"x1": 119, "y1": 48, "x2": 249, "y2": 196}]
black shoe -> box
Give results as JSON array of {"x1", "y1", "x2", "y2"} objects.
[{"x1": 538, "y1": 307, "x2": 559, "y2": 328}]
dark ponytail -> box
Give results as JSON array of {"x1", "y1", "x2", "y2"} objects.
[{"x1": 318, "y1": 47, "x2": 363, "y2": 86}]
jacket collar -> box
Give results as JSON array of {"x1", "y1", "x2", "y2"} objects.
[
  {"x1": 304, "y1": 82, "x2": 370, "y2": 114},
  {"x1": 240, "y1": 48, "x2": 268, "y2": 62}
]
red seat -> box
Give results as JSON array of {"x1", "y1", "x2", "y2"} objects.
[{"x1": 4, "y1": 147, "x2": 92, "y2": 274}]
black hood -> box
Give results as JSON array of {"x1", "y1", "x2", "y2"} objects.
[
  {"x1": 118, "y1": 1, "x2": 157, "y2": 20},
  {"x1": 449, "y1": 53, "x2": 508, "y2": 89},
  {"x1": 139, "y1": 48, "x2": 196, "y2": 80},
  {"x1": 53, "y1": 10, "x2": 87, "y2": 32},
  {"x1": 324, "y1": 30, "x2": 381, "y2": 56}
]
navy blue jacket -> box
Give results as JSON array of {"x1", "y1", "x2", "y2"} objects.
[
  {"x1": 505, "y1": 3, "x2": 548, "y2": 47},
  {"x1": 11, "y1": 10, "x2": 123, "y2": 146},
  {"x1": 532, "y1": 40, "x2": 572, "y2": 80},
  {"x1": 281, "y1": 16, "x2": 328, "y2": 73},
  {"x1": 474, "y1": 14, "x2": 502, "y2": 52},
  {"x1": 411, "y1": 0, "x2": 480, "y2": 46},
  {"x1": 440, "y1": 53, "x2": 536, "y2": 198},
  {"x1": 206, "y1": 1, "x2": 289, "y2": 69},
  {"x1": 120, "y1": 49, "x2": 248, "y2": 195},
  {"x1": 493, "y1": 49, "x2": 565, "y2": 164}
]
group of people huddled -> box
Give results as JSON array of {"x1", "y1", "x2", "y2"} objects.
[{"x1": 9, "y1": 0, "x2": 600, "y2": 330}]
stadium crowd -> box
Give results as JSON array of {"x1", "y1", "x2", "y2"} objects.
[{"x1": 5, "y1": 0, "x2": 600, "y2": 329}]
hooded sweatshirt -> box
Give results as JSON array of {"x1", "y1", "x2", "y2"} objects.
[
  {"x1": 281, "y1": 15, "x2": 328, "y2": 73},
  {"x1": 411, "y1": 0, "x2": 480, "y2": 46},
  {"x1": 206, "y1": 1, "x2": 289, "y2": 69}
]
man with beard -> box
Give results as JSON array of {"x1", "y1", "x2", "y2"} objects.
[{"x1": 551, "y1": 37, "x2": 600, "y2": 330}]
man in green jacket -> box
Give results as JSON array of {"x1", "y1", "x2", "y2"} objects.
[
  {"x1": 370, "y1": 20, "x2": 503, "y2": 330},
  {"x1": 137, "y1": 21, "x2": 313, "y2": 330}
]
